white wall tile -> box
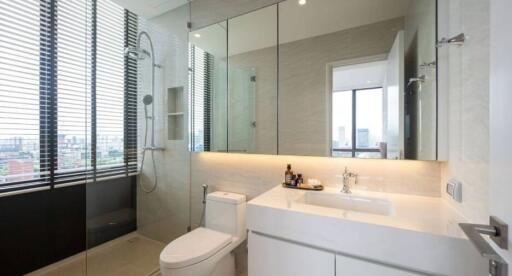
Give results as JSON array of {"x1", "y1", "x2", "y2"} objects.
[{"x1": 439, "y1": 0, "x2": 490, "y2": 223}]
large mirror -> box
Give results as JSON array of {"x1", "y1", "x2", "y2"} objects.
[
  {"x1": 189, "y1": 22, "x2": 228, "y2": 152},
  {"x1": 189, "y1": 0, "x2": 438, "y2": 160},
  {"x1": 189, "y1": 5, "x2": 278, "y2": 154},
  {"x1": 227, "y1": 5, "x2": 278, "y2": 154},
  {"x1": 278, "y1": 0, "x2": 437, "y2": 160}
]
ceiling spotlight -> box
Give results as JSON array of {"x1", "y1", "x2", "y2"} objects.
[
  {"x1": 194, "y1": 33, "x2": 201, "y2": 38},
  {"x1": 298, "y1": 0, "x2": 306, "y2": 5}
]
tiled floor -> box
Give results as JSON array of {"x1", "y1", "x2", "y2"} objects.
[
  {"x1": 29, "y1": 231, "x2": 248, "y2": 276},
  {"x1": 29, "y1": 232, "x2": 165, "y2": 276}
]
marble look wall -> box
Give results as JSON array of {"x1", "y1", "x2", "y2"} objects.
[
  {"x1": 279, "y1": 17, "x2": 404, "y2": 156},
  {"x1": 190, "y1": 152, "x2": 441, "y2": 224},
  {"x1": 136, "y1": 6, "x2": 191, "y2": 244},
  {"x1": 439, "y1": 0, "x2": 490, "y2": 223}
]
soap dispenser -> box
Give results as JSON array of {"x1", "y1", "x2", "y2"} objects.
[{"x1": 285, "y1": 164, "x2": 294, "y2": 185}]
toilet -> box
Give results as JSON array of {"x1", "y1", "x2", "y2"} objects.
[{"x1": 160, "y1": 191, "x2": 246, "y2": 276}]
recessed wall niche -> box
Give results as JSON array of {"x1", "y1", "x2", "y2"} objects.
[{"x1": 167, "y1": 86, "x2": 184, "y2": 140}]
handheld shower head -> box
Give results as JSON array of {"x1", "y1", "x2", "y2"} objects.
[
  {"x1": 124, "y1": 46, "x2": 151, "y2": 60},
  {"x1": 142, "y1": 94, "x2": 153, "y2": 105}
]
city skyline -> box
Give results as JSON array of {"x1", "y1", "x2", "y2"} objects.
[{"x1": 0, "y1": 133, "x2": 126, "y2": 184}]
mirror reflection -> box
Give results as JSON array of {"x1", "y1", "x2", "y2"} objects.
[
  {"x1": 189, "y1": 22, "x2": 227, "y2": 152},
  {"x1": 278, "y1": 0, "x2": 437, "y2": 159},
  {"x1": 227, "y1": 5, "x2": 278, "y2": 154},
  {"x1": 189, "y1": 0, "x2": 438, "y2": 160}
]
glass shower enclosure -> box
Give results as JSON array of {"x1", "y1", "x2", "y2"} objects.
[{"x1": 84, "y1": 1, "x2": 191, "y2": 275}]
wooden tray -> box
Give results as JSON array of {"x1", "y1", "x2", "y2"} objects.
[{"x1": 282, "y1": 183, "x2": 324, "y2": 191}]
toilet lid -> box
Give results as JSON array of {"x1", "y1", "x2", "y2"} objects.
[{"x1": 160, "y1": 227, "x2": 232, "y2": 269}]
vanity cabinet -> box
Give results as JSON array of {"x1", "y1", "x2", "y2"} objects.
[
  {"x1": 335, "y1": 255, "x2": 421, "y2": 276},
  {"x1": 248, "y1": 232, "x2": 335, "y2": 276},
  {"x1": 248, "y1": 232, "x2": 425, "y2": 276}
]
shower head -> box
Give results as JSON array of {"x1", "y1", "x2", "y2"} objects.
[
  {"x1": 124, "y1": 46, "x2": 151, "y2": 60},
  {"x1": 142, "y1": 94, "x2": 153, "y2": 105}
]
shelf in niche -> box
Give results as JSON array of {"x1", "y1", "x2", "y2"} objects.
[
  {"x1": 167, "y1": 86, "x2": 184, "y2": 141},
  {"x1": 167, "y1": 112, "x2": 184, "y2": 116}
]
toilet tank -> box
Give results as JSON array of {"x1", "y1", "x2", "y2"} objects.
[{"x1": 205, "y1": 191, "x2": 246, "y2": 239}]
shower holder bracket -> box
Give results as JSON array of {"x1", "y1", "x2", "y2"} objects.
[{"x1": 437, "y1": 33, "x2": 466, "y2": 47}]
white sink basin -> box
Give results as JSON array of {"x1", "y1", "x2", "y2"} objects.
[{"x1": 297, "y1": 190, "x2": 393, "y2": 216}]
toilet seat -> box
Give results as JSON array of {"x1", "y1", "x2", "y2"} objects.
[{"x1": 160, "y1": 227, "x2": 232, "y2": 269}]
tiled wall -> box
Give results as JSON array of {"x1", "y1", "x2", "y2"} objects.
[
  {"x1": 136, "y1": 6, "x2": 191, "y2": 244},
  {"x1": 440, "y1": 0, "x2": 490, "y2": 224},
  {"x1": 190, "y1": 153, "x2": 442, "y2": 225}
]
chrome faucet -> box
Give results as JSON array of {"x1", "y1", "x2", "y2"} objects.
[{"x1": 341, "y1": 167, "x2": 358, "y2": 194}]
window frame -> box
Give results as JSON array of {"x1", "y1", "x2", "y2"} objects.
[{"x1": 332, "y1": 87, "x2": 383, "y2": 158}]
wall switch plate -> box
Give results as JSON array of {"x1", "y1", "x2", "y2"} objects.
[{"x1": 446, "y1": 179, "x2": 462, "y2": 202}]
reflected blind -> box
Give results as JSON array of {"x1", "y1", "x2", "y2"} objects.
[{"x1": 189, "y1": 45, "x2": 212, "y2": 152}]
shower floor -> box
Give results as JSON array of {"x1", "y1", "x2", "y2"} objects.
[{"x1": 28, "y1": 232, "x2": 165, "y2": 276}]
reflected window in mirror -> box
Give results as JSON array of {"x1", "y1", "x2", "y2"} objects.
[
  {"x1": 331, "y1": 59, "x2": 397, "y2": 159},
  {"x1": 355, "y1": 88, "x2": 384, "y2": 158},
  {"x1": 188, "y1": 0, "x2": 438, "y2": 160},
  {"x1": 332, "y1": 88, "x2": 384, "y2": 159},
  {"x1": 332, "y1": 90, "x2": 353, "y2": 158}
]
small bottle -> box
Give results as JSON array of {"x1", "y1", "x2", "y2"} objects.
[
  {"x1": 285, "y1": 164, "x2": 294, "y2": 185},
  {"x1": 291, "y1": 174, "x2": 297, "y2": 186},
  {"x1": 297, "y1": 174, "x2": 304, "y2": 186}
]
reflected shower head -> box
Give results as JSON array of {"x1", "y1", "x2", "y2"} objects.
[
  {"x1": 124, "y1": 46, "x2": 151, "y2": 60},
  {"x1": 142, "y1": 94, "x2": 153, "y2": 105}
]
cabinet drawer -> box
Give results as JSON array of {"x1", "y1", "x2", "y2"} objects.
[
  {"x1": 336, "y1": 254, "x2": 422, "y2": 276},
  {"x1": 248, "y1": 232, "x2": 335, "y2": 276}
]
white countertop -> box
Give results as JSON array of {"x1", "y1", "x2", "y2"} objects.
[
  {"x1": 247, "y1": 185, "x2": 486, "y2": 276},
  {"x1": 248, "y1": 185, "x2": 467, "y2": 238}
]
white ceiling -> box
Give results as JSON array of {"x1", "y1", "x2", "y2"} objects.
[
  {"x1": 278, "y1": 0, "x2": 410, "y2": 45},
  {"x1": 332, "y1": 60, "x2": 387, "y2": 91},
  {"x1": 190, "y1": 23, "x2": 227, "y2": 58},
  {"x1": 115, "y1": 0, "x2": 412, "y2": 56},
  {"x1": 111, "y1": 0, "x2": 188, "y2": 18},
  {"x1": 191, "y1": 0, "x2": 411, "y2": 56}
]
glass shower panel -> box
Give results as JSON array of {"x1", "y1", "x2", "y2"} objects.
[
  {"x1": 227, "y1": 5, "x2": 278, "y2": 154},
  {"x1": 228, "y1": 67, "x2": 257, "y2": 153},
  {"x1": 86, "y1": 1, "x2": 191, "y2": 275},
  {"x1": 85, "y1": 0, "x2": 141, "y2": 275}
]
